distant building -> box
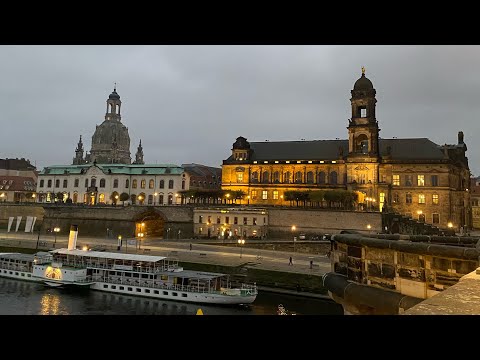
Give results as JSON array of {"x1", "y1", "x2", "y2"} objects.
[
  {"x1": 193, "y1": 207, "x2": 268, "y2": 239},
  {"x1": 222, "y1": 69, "x2": 471, "y2": 231},
  {"x1": 72, "y1": 86, "x2": 143, "y2": 165},
  {"x1": 182, "y1": 163, "x2": 222, "y2": 190},
  {"x1": 471, "y1": 177, "x2": 480, "y2": 229},
  {"x1": 36, "y1": 163, "x2": 189, "y2": 205},
  {"x1": 0, "y1": 158, "x2": 37, "y2": 202}
]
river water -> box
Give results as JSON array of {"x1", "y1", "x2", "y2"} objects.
[{"x1": 0, "y1": 277, "x2": 343, "y2": 315}]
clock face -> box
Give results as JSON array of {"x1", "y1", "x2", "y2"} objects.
[{"x1": 45, "y1": 267, "x2": 62, "y2": 280}]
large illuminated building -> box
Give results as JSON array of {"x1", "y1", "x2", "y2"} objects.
[{"x1": 222, "y1": 69, "x2": 471, "y2": 230}]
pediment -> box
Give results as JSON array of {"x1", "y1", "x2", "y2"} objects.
[{"x1": 85, "y1": 166, "x2": 106, "y2": 176}]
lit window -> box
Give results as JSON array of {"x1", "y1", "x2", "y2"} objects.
[
  {"x1": 251, "y1": 190, "x2": 257, "y2": 199},
  {"x1": 149, "y1": 179, "x2": 154, "y2": 189},
  {"x1": 432, "y1": 194, "x2": 439, "y2": 205},
  {"x1": 418, "y1": 194, "x2": 425, "y2": 204},
  {"x1": 393, "y1": 175, "x2": 400, "y2": 186},
  {"x1": 262, "y1": 190, "x2": 268, "y2": 200},
  {"x1": 273, "y1": 190, "x2": 279, "y2": 200},
  {"x1": 417, "y1": 175, "x2": 425, "y2": 187},
  {"x1": 236, "y1": 173, "x2": 243, "y2": 183},
  {"x1": 141, "y1": 180, "x2": 146, "y2": 189}
]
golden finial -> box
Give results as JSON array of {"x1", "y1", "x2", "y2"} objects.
[{"x1": 361, "y1": 66, "x2": 365, "y2": 75}]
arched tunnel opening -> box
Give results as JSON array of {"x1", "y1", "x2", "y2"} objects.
[{"x1": 135, "y1": 212, "x2": 165, "y2": 239}]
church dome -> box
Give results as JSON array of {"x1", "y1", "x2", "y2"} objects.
[
  {"x1": 109, "y1": 90, "x2": 120, "y2": 100},
  {"x1": 90, "y1": 120, "x2": 131, "y2": 164},
  {"x1": 353, "y1": 73, "x2": 374, "y2": 91}
]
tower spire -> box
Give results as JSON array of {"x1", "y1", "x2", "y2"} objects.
[
  {"x1": 114, "y1": 82, "x2": 116, "y2": 92},
  {"x1": 133, "y1": 139, "x2": 145, "y2": 165}
]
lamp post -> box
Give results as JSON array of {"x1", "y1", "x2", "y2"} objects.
[
  {"x1": 53, "y1": 227, "x2": 60, "y2": 248},
  {"x1": 166, "y1": 227, "x2": 171, "y2": 240},
  {"x1": 247, "y1": 195, "x2": 250, "y2": 205},
  {"x1": 154, "y1": 192, "x2": 158, "y2": 206},
  {"x1": 115, "y1": 194, "x2": 119, "y2": 206},
  {"x1": 138, "y1": 195, "x2": 143, "y2": 205},
  {"x1": 226, "y1": 193, "x2": 230, "y2": 204},
  {"x1": 238, "y1": 238, "x2": 245, "y2": 258},
  {"x1": 291, "y1": 225, "x2": 296, "y2": 253},
  {"x1": 367, "y1": 224, "x2": 372, "y2": 235},
  {"x1": 117, "y1": 235, "x2": 122, "y2": 251},
  {"x1": 137, "y1": 232, "x2": 144, "y2": 251}
]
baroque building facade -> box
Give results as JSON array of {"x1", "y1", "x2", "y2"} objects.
[
  {"x1": 222, "y1": 70, "x2": 471, "y2": 231},
  {"x1": 36, "y1": 163, "x2": 189, "y2": 206}
]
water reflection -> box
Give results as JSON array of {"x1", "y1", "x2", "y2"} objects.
[{"x1": 0, "y1": 277, "x2": 343, "y2": 315}]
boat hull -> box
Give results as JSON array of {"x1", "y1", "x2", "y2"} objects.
[{"x1": 90, "y1": 282, "x2": 257, "y2": 305}]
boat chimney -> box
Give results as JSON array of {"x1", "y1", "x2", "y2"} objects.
[{"x1": 68, "y1": 224, "x2": 78, "y2": 250}]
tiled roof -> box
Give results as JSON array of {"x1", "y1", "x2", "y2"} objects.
[
  {"x1": 39, "y1": 164, "x2": 184, "y2": 176},
  {"x1": 0, "y1": 176, "x2": 37, "y2": 191}
]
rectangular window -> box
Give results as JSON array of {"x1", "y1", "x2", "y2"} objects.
[
  {"x1": 273, "y1": 190, "x2": 279, "y2": 200},
  {"x1": 405, "y1": 175, "x2": 413, "y2": 187},
  {"x1": 216, "y1": 217, "x2": 221, "y2": 224},
  {"x1": 381, "y1": 174, "x2": 387, "y2": 183},
  {"x1": 432, "y1": 213, "x2": 440, "y2": 224},
  {"x1": 237, "y1": 173, "x2": 243, "y2": 183},
  {"x1": 74, "y1": 179, "x2": 79, "y2": 187},
  {"x1": 262, "y1": 190, "x2": 268, "y2": 200},
  {"x1": 159, "y1": 195, "x2": 164, "y2": 204},
  {"x1": 225, "y1": 216, "x2": 229, "y2": 224},
  {"x1": 418, "y1": 194, "x2": 426, "y2": 204},
  {"x1": 141, "y1": 180, "x2": 146, "y2": 189},
  {"x1": 393, "y1": 175, "x2": 400, "y2": 186},
  {"x1": 253, "y1": 217, "x2": 257, "y2": 225},
  {"x1": 243, "y1": 217, "x2": 247, "y2": 225},
  {"x1": 432, "y1": 194, "x2": 439, "y2": 205},
  {"x1": 55, "y1": 179, "x2": 60, "y2": 188},
  {"x1": 199, "y1": 215, "x2": 203, "y2": 224},
  {"x1": 132, "y1": 180, "x2": 137, "y2": 189},
  {"x1": 207, "y1": 216, "x2": 211, "y2": 224},
  {"x1": 48, "y1": 179, "x2": 52, "y2": 187},
  {"x1": 393, "y1": 193, "x2": 400, "y2": 203},
  {"x1": 360, "y1": 108, "x2": 367, "y2": 117},
  {"x1": 251, "y1": 190, "x2": 257, "y2": 199},
  {"x1": 417, "y1": 175, "x2": 425, "y2": 187},
  {"x1": 406, "y1": 193, "x2": 412, "y2": 204},
  {"x1": 234, "y1": 217, "x2": 238, "y2": 225},
  {"x1": 431, "y1": 175, "x2": 439, "y2": 186},
  {"x1": 40, "y1": 180, "x2": 44, "y2": 188}
]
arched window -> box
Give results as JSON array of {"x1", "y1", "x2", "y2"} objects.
[
  {"x1": 62, "y1": 179, "x2": 67, "y2": 188},
  {"x1": 306, "y1": 171, "x2": 314, "y2": 184},
  {"x1": 168, "y1": 194, "x2": 173, "y2": 205},
  {"x1": 356, "y1": 134, "x2": 368, "y2": 154},
  {"x1": 99, "y1": 193, "x2": 105, "y2": 203},
  {"x1": 182, "y1": 180, "x2": 185, "y2": 190},
  {"x1": 168, "y1": 180, "x2": 174, "y2": 189},
  {"x1": 100, "y1": 178, "x2": 106, "y2": 188},
  {"x1": 55, "y1": 179, "x2": 60, "y2": 188},
  {"x1": 295, "y1": 171, "x2": 303, "y2": 183},
  {"x1": 148, "y1": 195, "x2": 153, "y2": 205},
  {"x1": 113, "y1": 179, "x2": 119, "y2": 188},
  {"x1": 40, "y1": 179, "x2": 44, "y2": 188},
  {"x1": 141, "y1": 179, "x2": 146, "y2": 189},
  {"x1": 273, "y1": 171, "x2": 280, "y2": 183},
  {"x1": 149, "y1": 179, "x2": 154, "y2": 189},
  {"x1": 329, "y1": 171, "x2": 338, "y2": 185},
  {"x1": 132, "y1": 179, "x2": 137, "y2": 189},
  {"x1": 284, "y1": 171, "x2": 291, "y2": 183},
  {"x1": 91, "y1": 178, "x2": 96, "y2": 187},
  {"x1": 125, "y1": 179, "x2": 129, "y2": 188},
  {"x1": 262, "y1": 171, "x2": 269, "y2": 183},
  {"x1": 318, "y1": 172, "x2": 326, "y2": 184},
  {"x1": 48, "y1": 179, "x2": 52, "y2": 187},
  {"x1": 251, "y1": 171, "x2": 259, "y2": 183},
  {"x1": 159, "y1": 180, "x2": 165, "y2": 189},
  {"x1": 73, "y1": 192, "x2": 78, "y2": 203}
]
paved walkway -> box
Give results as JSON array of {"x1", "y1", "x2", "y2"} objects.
[{"x1": 0, "y1": 231, "x2": 331, "y2": 276}]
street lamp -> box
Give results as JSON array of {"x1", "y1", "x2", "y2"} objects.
[
  {"x1": 138, "y1": 195, "x2": 143, "y2": 205},
  {"x1": 291, "y1": 225, "x2": 296, "y2": 252},
  {"x1": 226, "y1": 193, "x2": 230, "y2": 204},
  {"x1": 448, "y1": 222, "x2": 453, "y2": 230},
  {"x1": 53, "y1": 227, "x2": 60, "y2": 248},
  {"x1": 0, "y1": 193, "x2": 5, "y2": 202},
  {"x1": 154, "y1": 192, "x2": 158, "y2": 205},
  {"x1": 137, "y1": 232, "x2": 144, "y2": 251},
  {"x1": 114, "y1": 194, "x2": 119, "y2": 205},
  {"x1": 117, "y1": 235, "x2": 122, "y2": 251},
  {"x1": 247, "y1": 195, "x2": 250, "y2": 205},
  {"x1": 237, "y1": 238, "x2": 245, "y2": 258}
]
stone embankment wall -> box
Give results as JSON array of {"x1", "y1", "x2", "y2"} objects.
[{"x1": 0, "y1": 204, "x2": 45, "y2": 231}]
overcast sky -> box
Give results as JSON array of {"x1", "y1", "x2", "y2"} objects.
[{"x1": 1, "y1": 45, "x2": 479, "y2": 176}]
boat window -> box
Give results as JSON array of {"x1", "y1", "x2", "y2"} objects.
[
  {"x1": 163, "y1": 291, "x2": 168, "y2": 295},
  {"x1": 173, "y1": 292, "x2": 178, "y2": 297},
  {"x1": 111, "y1": 286, "x2": 116, "y2": 289},
  {"x1": 154, "y1": 290, "x2": 159, "y2": 294},
  {"x1": 136, "y1": 288, "x2": 141, "y2": 293},
  {"x1": 145, "y1": 289, "x2": 150, "y2": 293},
  {"x1": 128, "y1": 287, "x2": 133, "y2": 291},
  {"x1": 161, "y1": 275, "x2": 168, "y2": 280},
  {"x1": 119, "y1": 286, "x2": 124, "y2": 290},
  {"x1": 141, "y1": 274, "x2": 148, "y2": 279},
  {"x1": 27, "y1": 274, "x2": 31, "y2": 277},
  {"x1": 182, "y1": 294, "x2": 187, "y2": 297},
  {"x1": 103, "y1": 285, "x2": 108, "y2": 289},
  {"x1": 21, "y1": 273, "x2": 25, "y2": 277}
]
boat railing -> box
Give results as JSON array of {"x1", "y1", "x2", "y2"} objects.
[
  {"x1": 94, "y1": 276, "x2": 257, "y2": 296},
  {"x1": 53, "y1": 261, "x2": 180, "y2": 274},
  {"x1": 0, "y1": 263, "x2": 30, "y2": 272}
]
